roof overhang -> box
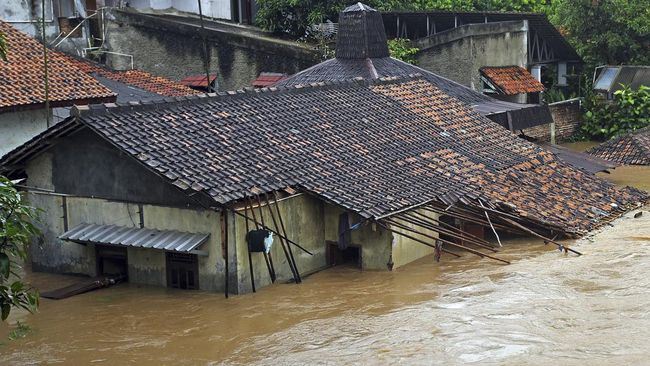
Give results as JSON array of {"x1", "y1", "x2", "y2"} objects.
[{"x1": 59, "y1": 223, "x2": 210, "y2": 255}]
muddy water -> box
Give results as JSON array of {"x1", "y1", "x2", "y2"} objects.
[{"x1": 1, "y1": 153, "x2": 650, "y2": 365}]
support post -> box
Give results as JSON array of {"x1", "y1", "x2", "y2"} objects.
[{"x1": 41, "y1": 0, "x2": 50, "y2": 127}]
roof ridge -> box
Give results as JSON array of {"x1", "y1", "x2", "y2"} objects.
[{"x1": 70, "y1": 74, "x2": 425, "y2": 117}]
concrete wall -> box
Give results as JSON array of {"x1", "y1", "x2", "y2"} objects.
[
  {"x1": 103, "y1": 9, "x2": 319, "y2": 91},
  {"x1": 415, "y1": 21, "x2": 528, "y2": 93},
  {"x1": 0, "y1": 0, "x2": 91, "y2": 55},
  {"x1": 523, "y1": 99, "x2": 582, "y2": 142},
  {"x1": 127, "y1": 0, "x2": 231, "y2": 20},
  {"x1": 0, "y1": 109, "x2": 50, "y2": 158},
  {"x1": 24, "y1": 151, "x2": 224, "y2": 290}
]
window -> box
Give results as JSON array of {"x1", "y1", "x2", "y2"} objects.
[{"x1": 166, "y1": 252, "x2": 199, "y2": 290}]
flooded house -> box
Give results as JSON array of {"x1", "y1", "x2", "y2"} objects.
[
  {"x1": 1, "y1": 70, "x2": 646, "y2": 295},
  {"x1": 588, "y1": 126, "x2": 650, "y2": 166}
]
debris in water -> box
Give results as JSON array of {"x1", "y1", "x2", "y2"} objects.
[{"x1": 634, "y1": 212, "x2": 643, "y2": 218}]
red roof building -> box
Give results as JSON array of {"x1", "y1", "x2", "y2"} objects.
[
  {"x1": 180, "y1": 74, "x2": 218, "y2": 90},
  {"x1": 0, "y1": 21, "x2": 116, "y2": 113},
  {"x1": 479, "y1": 66, "x2": 545, "y2": 95},
  {"x1": 252, "y1": 72, "x2": 288, "y2": 88}
]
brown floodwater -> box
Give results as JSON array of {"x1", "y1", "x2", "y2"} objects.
[{"x1": 1, "y1": 145, "x2": 649, "y2": 365}]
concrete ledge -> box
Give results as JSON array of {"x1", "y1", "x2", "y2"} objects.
[{"x1": 415, "y1": 20, "x2": 528, "y2": 51}]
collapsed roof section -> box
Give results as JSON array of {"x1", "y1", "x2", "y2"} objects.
[
  {"x1": 587, "y1": 126, "x2": 650, "y2": 165},
  {"x1": 275, "y1": 4, "x2": 552, "y2": 131},
  {"x1": 2, "y1": 76, "x2": 646, "y2": 237},
  {"x1": 0, "y1": 21, "x2": 116, "y2": 113}
]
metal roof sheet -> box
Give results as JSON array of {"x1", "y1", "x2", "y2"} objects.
[{"x1": 59, "y1": 223, "x2": 210, "y2": 252}]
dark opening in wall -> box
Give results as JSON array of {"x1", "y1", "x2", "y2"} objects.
[
  {"x1": 96, "y1": 245, "x2": 128, "y2": 277},
  {"x1": 166, "y1": 252, "x2": 199, "y2": 290},
  {"x1": 326, "y1": 242, "x2": 361, "y2": 268}
]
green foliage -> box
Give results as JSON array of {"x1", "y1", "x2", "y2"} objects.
[
  {"x1": 551, "y1": 0, "x2": 650, "y2": 71},
  {"x1": 256, "y1": 0, "x2": 552, "y2": 37},
  {"x1": 581, "y1": 85, "x2": 650, "y2": 140},
  {"x1": 388, "y1": 39, "x2": 419, "y2": 64},
  {"x1": 0, "y1": 176, "x2": 39, "y2": 321},
  {"x1": 8, "y1": 321, "x2": 32, "y2": 340},
  {"x1": 543, "y1": 87, "x2": 577, "y2": 104},
  {"x1": 0, "y1": 31, "x2": 7, "y2": 62}
]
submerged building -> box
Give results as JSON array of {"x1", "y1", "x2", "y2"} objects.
[
  {"x1": 0, "y1": 3, "x2": 646, "y2": 296},
  {"x1": 588, "y1": 126, "x2": 650, "y2": 166},
  {"x1": 1, "y1": 74, "x2": 646, "y2": 294}
]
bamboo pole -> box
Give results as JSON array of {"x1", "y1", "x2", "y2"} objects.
[
  {"x1": 243, "y1": 198, "x2": 256, "y2": 293},
  {"x1": 255, "y1": 194, "x2": 276, "y2": 282},
  {"x1": 273, "y1": 191, "x2": 301, "y2": 283},
  {"x1": 41, "y1": 0, "x2": 50, "y2": 127},
  {"x1": 410, "y1": 210, "x2": 496, "y2": 249},
  {"x1": 223, "y1": 210, "x2": 229, "y2": 298},
  {"x1": 247, "y1": 196, "x2": 275, "y2": 282},
  {"x1": 404, "y1": 211, "x2": 497, "y2": 250},
  {"x1": 494, "y1": 215, "x2": 582, "y2": 256},
  {"x1": 383, "y1": 219, "x2": 510, "y2": 264},
  {"x1": 479, "y1": 200, "x2": 502, "y2": 248},
  {"x1": 264, "y1": 192, "x2": 299, "y2": 284},
  {"x1": 376, "y1": 222, "x2": 461, "y2": 258}
]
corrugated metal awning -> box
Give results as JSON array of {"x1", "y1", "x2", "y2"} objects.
[{"x1": 58, "y1": 223, "x2": 210, "y2": 253}]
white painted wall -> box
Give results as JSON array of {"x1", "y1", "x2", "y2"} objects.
[
  {"x1": 125, "y1": 0, "x2": 232, "y2": 20},
  {"x1": 0, "y1": 109, "x2": 51, "y2": 158}
]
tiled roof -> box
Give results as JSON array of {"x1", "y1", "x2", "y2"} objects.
[
  {"x1": 59, "y1": 54, "x2": 202, "y2": 97},
  {"x1": 181, "y1": 74, "x2": 218, "y2": 88},
  {"x1": 252, "y1": 72, "x2": 288, "y2": 88},
  {"x1": 4, "y1": 76, "x2": 643, "y2": 235},
  {"x1": 276, "y1": 57, "x2": 552, "y2": 130},
  {"x1": 480, "y1": 66, "x2": 545, "y2": 95},
  {"x1": 0, "y1": 21, "x2": 115, "y2": 112},
  {"x1": 587, "y1": 126, "x2": 650, "y2": 165}
]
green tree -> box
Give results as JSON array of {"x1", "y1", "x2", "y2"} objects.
[
  {"x1": 551, "y1": 0, "x2": 650, "y2": 70},
  {"x1": 0, "y1": 31, "x2": 7, "y2": 61},
  {"x1": 0, "y1": 176, "x2": 39, "y2": 321},
  {"x1": 388, "y1": 38, "x2": 419, "y2": 64},
  {"x1": 581, "y1": 85, "x2": 650, "y2": 140}
]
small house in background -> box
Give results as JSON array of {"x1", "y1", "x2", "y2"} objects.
[
  {"x1": 381, "y1": 10, "x2": 581, "y2": 101},
  {"x1": 480, "y1": 66, "x2": 545, "y2": 103},
  {"x1": 0, "y1": 20, "x2": 116, "y2": 157},
  {"x1": 181, "y1": 74, "x2": 219, "y2": 92},
  {"x1": 593, "y1": 65, "x2": 650, "y2": 100},
  {"x1": 252, "y1": 72, "x2": 288, "y2": 88},
  {"x1": 587, "y1": 126, "x2": 650, "y2": 166}
]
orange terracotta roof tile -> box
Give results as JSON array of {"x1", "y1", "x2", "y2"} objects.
[
  {"x1": 59, "y1": 54, "x2": 202, "y2": 97},
  {"x1": 480, "y1": 66, "x2": 545, "y2": 95},
  {"x1": 180, "y1": 74, "x2": 217, "y2": 89},
  {"x1": 0, "y1": 21, "x2": 115, "y2": 112}
]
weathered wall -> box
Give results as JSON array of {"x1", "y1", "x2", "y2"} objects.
[
  {"x1": 390, "y1": 209, "x2": 438, "y2": 269},
  {"x1": 415, "y1": 21, "x2": 528, "y2": 92},
  {"x1": 523, "y1": 99, "x2": 582, "y2": 142},
  {"x1": 103, "y1": 9, "x2": 320, "y2": 91},
  {"x1": 24, "y1": 150, "x2": 221, "y2": 289},
  {"x1": 0, "y1": 109, "x2": 50, "y2": 157},
  {"x1": 232, "y1": 194, "x2": 328, "y2": 294},
  {"x1": 49, "y1": 128, "x2": 195, "y2": 207}
]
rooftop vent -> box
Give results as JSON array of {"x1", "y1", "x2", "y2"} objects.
[{"x1": 335, "y1": 3, "x2": 390, "y2": 59}]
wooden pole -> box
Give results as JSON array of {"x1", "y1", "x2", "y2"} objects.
[
  {"x1": 272, "y1": 191, "x2": 301, "y2": 283},
  {"x1": 41, "y1": 0, "x2": 50, "y2": 127},
  {"x1": 376, "y1": 222, "x2": 461, "y2": 258},
  {"x1": 255, "y1": 194, "x2": 276, "y2": 282},
  {"x1": 246, "y1": 196, "x2": 275, "y2": 282},
  {"x1": 223, "y1": 210, "x2": 229, "y2": 298},
  {"x1": 409, "y1": 210, "x2": 496, "y2": 249},
  {"x1": 231, "y1": 208, "x2": 313, "y2": 255},
  {"x1": 264, "y1": 192, "x2": 299, "y2": 283},
  {"x1": 398, "y1": 213, "x2": 499, "y2": 252},
  {"x1": 479, "y1": 200, "x2": 502, "y2": 247},
  {"x1": 197, "y1": 0, "x2": 213, "y2": 92},
  {"x1": 384, "y1": 219, "x2": 510, "y2": 264},
  {"x1": 494, "y1": 215, "x2": 582, "y2": 256},
  {"x1": 243, "y1": 199, "x2": 256, "y2": 292}
]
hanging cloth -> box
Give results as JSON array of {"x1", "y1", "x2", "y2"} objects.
[{"x1": 338, "y1": 212, "x2": 351, "y2": 250}]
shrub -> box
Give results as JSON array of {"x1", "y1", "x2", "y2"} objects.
[{"x1": 388, "y1": 38, "x2": 419, "y2": 64}]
